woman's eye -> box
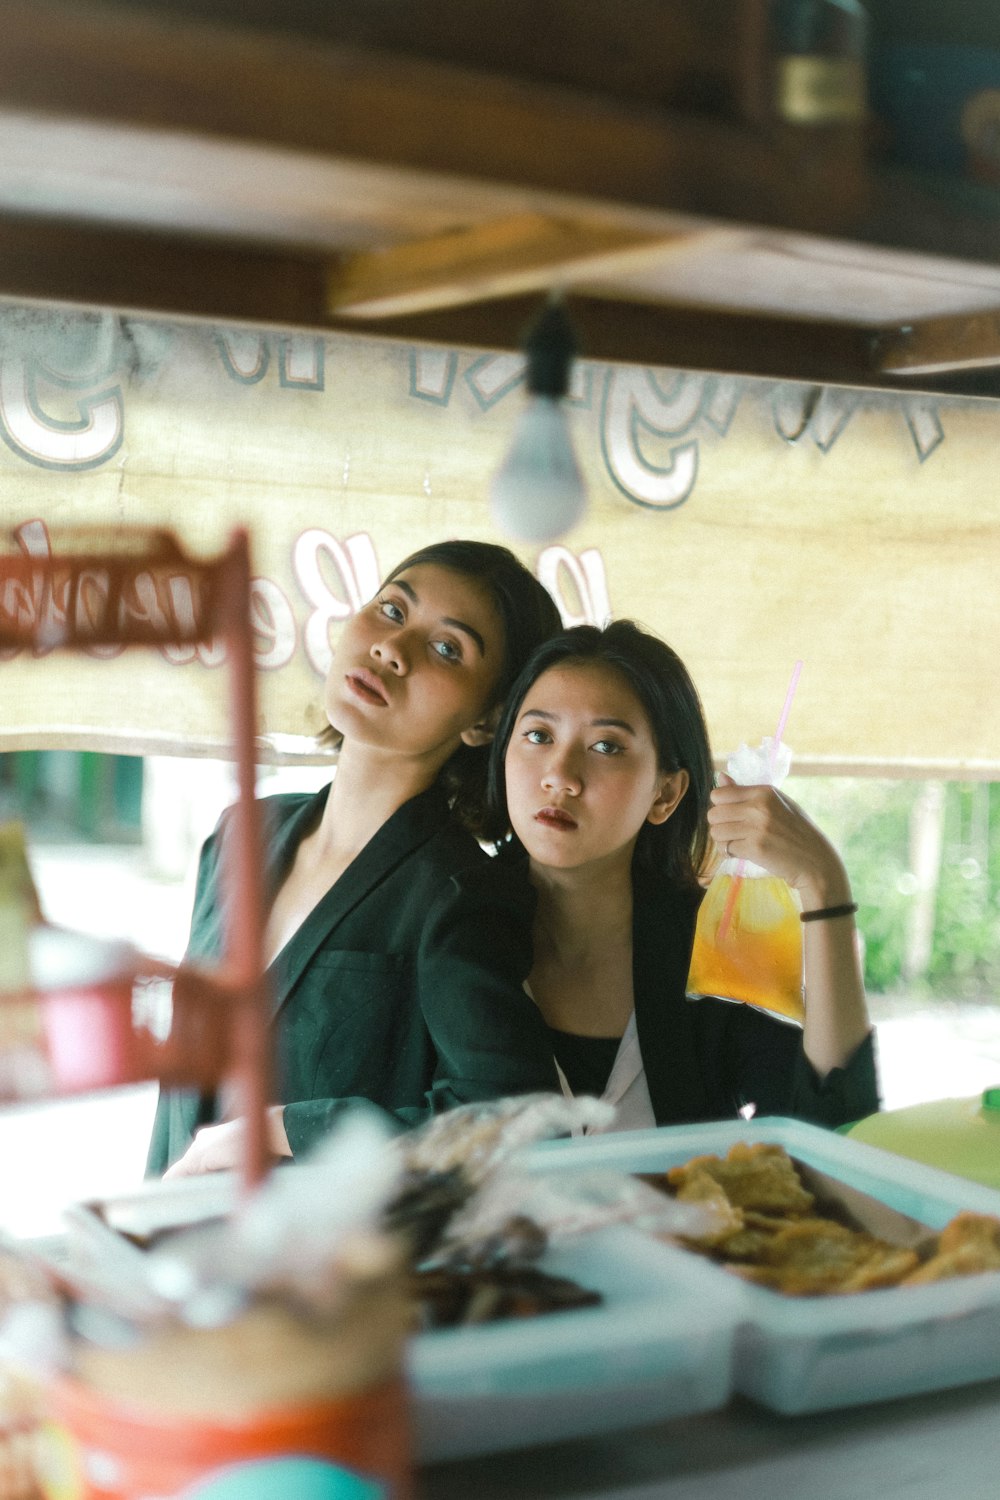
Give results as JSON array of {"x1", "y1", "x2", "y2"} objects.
[
  {"x1": 523, "y1": 728, "x2": 551, "y2": 745},
  {"x1": 432, "y1": 639, "x2": 461, "y2": 662},
  {"x1": 378, "y1": 597, "x2": 405, "y2": 624},
  {"x1": 592, "y1": 739, "x2": 623, "y2": 756}
]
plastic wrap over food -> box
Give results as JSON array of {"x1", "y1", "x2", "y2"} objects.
[
  {"x1": 145, "y1": 1108, "x2": 402, "y2": 1320},
  {"x1": 397, "y1": 1094, "x2": 616, "y2": 1184},
  {"x1": 428, "y1": 1166, "x2": 731, "y2": 1265}
]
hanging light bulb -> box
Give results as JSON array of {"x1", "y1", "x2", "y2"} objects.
[{"x1": 490, "y1": 297, "x2": 588, "y2": 544}]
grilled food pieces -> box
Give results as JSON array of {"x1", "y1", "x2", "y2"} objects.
[
  {"x1": 652, "y1": 1143, "x2": 1000, "y2": 1296},
  {"x1": 732, "y1": 1220, "x2": 919, "y2": 1295},
  {"x1": 668, "y1": 1142, "x2": 816, "y2": 1217},
  {"x1": 902, "y1": 1212, "x2": 1000, "y2": 1285}
]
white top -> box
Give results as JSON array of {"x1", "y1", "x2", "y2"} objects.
[{"x1": 551, "y1": 1011, "x2": 657, "y2": 1135}]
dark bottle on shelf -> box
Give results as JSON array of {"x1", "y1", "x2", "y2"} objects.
[{"x1": 770, "y1": 0, "x2": 869, "y2": 125}]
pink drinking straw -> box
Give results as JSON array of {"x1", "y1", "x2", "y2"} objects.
[{"x1": 716, "y1": 659, "x2": 804, "y2": 945}]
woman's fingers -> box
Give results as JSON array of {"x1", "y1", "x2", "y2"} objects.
[
  {"x1": 163, "y1": 1119, "x2": 244, "y2": 1178},
  {"x1": 707, "y1": 784, "x2": 842, "y2": 894}
]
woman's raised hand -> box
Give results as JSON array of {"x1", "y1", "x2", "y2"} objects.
[{"x1": 707, "y1": 775, "x2": 853, "y2": 911}]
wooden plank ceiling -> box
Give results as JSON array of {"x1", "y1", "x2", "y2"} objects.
[{"x1": 3, "y1": 0, "x2": 1000, "y2": 392}]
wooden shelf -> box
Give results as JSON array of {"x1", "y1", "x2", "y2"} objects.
[{"x1": 0, "y1": 0, "x2": 998, "y2": 393}]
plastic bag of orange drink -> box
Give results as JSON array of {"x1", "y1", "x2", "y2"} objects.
[{"x1": 687, "y1": 739, "x2": 804, "y2": 1023}]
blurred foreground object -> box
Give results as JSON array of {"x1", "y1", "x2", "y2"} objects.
[{"x1": 0, "y1": 527, "x2": 271, "y2": 1190}]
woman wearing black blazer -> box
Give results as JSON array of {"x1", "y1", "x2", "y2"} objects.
[
  {"x1": 486, "y1": 621, "x2": 879, "y2": 1132},
  {"x1": 148, "y1": 540, "x2": 561, "y2": 1177}
]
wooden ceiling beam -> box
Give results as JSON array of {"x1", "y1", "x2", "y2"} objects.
[
  {"x1": 0, "y1": 1, "x2": 864, "y2": 234},
  {"x1": 0, "y1": 215, "x2": 868, "y2": 386},
  {"x1": 0, "y1": 217, "x2": 328, "y2": 328},
  {"x1": 327, "y1": 214, "x2": 711, "y2": 319},
  {"x1": 97, "y1": 0, "x2": 770, "y2": 118},
  {"x1": 2, "y1": 213, "x2": 997, "y2": 395},
  {"x1": 872, "y1": 312, "x2": 1000, "y2": 375},
  {"x1": 333, "y1": 293, "x2": 882, "y2": 390}
]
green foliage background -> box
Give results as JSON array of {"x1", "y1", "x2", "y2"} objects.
[{"x1": 789, "y1": 778, "x2": 1000, "y2": 1000}]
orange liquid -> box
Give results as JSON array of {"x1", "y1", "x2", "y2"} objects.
[{"x1": 688, "y1": 873, "x2": 804, "y2": 1022}]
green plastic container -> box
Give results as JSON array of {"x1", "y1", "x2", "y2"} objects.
[{"x1": 848, "y1": 1088, "x2": 1000, "y2": 1189}]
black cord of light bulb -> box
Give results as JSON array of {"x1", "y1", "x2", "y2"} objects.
[{"x1": 489, "y1": 297, "x2": 588, "y2": 544}]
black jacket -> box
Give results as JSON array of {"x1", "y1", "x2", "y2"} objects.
[
  {"x1": 498, "y1": 846, "x2": 879, "y2": 1129},
  {"x1": 146, "y1": 783, "x2": 557, "y2": 1174},
  {"x1": 631, "y1": 871, "x2": 879, "y2": 1128}
]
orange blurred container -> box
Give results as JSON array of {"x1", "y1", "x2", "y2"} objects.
[
  {"x1": 39, "y1": 1373, "x2": 412, "y2": 1500},
  {"x1": 688, "y1": 873, "x2": 804, "y2": 1023}
]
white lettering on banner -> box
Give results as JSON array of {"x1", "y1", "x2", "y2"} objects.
[
  {"x1": 410, "y1": 349, "x2": 458, "y2": 405},
  {"x1": 3, "y1": 520, "x2": 71, "y2": 656},
  {"x1": 75, "y1": 569, "x2": 125, "y2": 659},
  {"x1": 463, "y1": 353, "x2": 589, "y2": 411},
  {"x1": 536, "y1": 547, "x2": 612, "y2": 628},
  {"x1": 0, "y1": 520, "x2": 231, "y2": 664},
  {"x1": 465, "y1": 353, "x2": 526, "y2": 409},
  {"x1": 278, "y1": 336, "x2": 325, "y2": 391},
  {"x1": 215, "y1": 331, "x2": 270, "y2": 384},
  {"x1": 807, "y1": 388, "x2": 860, "y2": 453},
  {"x1": 0, "y1": 357, "x2": 124, "y2": 471},
  {"x1": 293, "y1": 530, "x2": 381, "y2": 677},
  {"x1": 161, "y1": 574, "x2": 227, "y2": 667},
  {"x1": 250, "y1": 578, "x2": 297, "y2": 670},
  {"x1": 701, "y1": 377, "x2": 742, "y2": 436},
  {"x1": 770, "y1": 385, "x2": 947, "y2": 463},
  {"x1": 2, "y1": 520, "x2": 376, "y2": 675},
  {"x1": 773, "y1": 385, "x2": 818, "y2": 445},
  {"x1": 903, "y1": 399, "x2": 946, "y2": 463},
  {"x1": 601, "y1": 369, "x2": 700, "y2": 509},
  {"x1": 215, "y1": 332, "x2": 325, "y2": 391}
]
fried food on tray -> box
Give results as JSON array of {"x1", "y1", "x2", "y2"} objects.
[
  {"x1": 903, "y1": 1212, "x2": 1000, "y2": 1285},
  {"x1": 732, "y1": 1220, "x2": 920, "y2": 1295},
  {"x1": 664, "y1": 1171, "x2": 744, "y2": 1246},
  {"x1": 708, "y1": 1211, "x2": 791, "y2": 1262},
  {"x1": 655, "y1": 1141, "x2": 1000, "y2": 1297},
  {"x1": 668, "y1": 1142, "x2": 816, "y2": 1217}
]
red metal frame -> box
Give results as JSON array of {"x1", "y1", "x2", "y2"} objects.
[{"x1": 0, "y1": 527, "x2": 271, "y2": 1188}]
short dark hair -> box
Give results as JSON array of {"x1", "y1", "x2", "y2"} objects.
[
  {"x1": 323, "y1": 539, "x2": 561, "y2": 839},
  {"x1": 488, "y1": 620, "x2": 713, "y2": 888}
]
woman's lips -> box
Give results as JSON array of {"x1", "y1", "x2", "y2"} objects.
[
  {"x1": 535, "y1": 806, "x2": 578, "y2": 831},
  {"x1": 345, "y1": 668, "x2": 390, "y2": 705}
]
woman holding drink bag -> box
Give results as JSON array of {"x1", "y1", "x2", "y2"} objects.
[{"x1": 486, "y1": 620, "x2": 879, "y2": 1130}]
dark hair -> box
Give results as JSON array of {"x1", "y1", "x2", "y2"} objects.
[
  {"x1": 488, "y1": 620, "x2": 713, "y2": 888},
  {"x1": 324, "y1": 539, "x2": 562, "y2": 839}
]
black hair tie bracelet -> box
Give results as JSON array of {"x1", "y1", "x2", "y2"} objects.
[{"x1": 800, "y1": 902, "x2": 858, "y2": 923}]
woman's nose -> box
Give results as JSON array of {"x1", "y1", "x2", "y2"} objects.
[
  {"x1": 542, "y1": 751, "x2": 582, "y2": 796},
  {"x1": 370, "y1": 630, "x2": 409, "y2": 674}
]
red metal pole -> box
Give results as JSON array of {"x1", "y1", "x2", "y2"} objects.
[{"x1": 222, "y1": 530, "x2": 271, "y2": 1191}]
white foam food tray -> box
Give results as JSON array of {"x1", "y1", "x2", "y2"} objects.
[
  {"x1": 409, "y1": 1221, "x2": 739, "y2": 1462},
  {"x1": 525, "y1": 1116, "x2": 1000, "y2": 1415},
  {"x1": 73, "y1": 1170, "x2": 739, "y2": 1463}
]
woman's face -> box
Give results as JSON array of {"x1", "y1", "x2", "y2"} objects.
[
  {"x1": 325, "y1": 563, "x2": 504, "y2": 764},
  {"x1": 504, "y1": 661, "x2": 687, "y2": 875}
]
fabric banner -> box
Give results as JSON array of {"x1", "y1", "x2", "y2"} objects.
[{"x1": 0, "y1": 305, "x2": 997, "y2": 774}]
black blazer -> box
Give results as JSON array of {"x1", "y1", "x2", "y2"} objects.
[
  {"x1": 146, "y1": 784, "x2": 557, "y2": 1174},
  {"x1": 631, "y1": 872, "x2": 880, "y2": 1129},
  {"x1": 496, "y1": 846, "x2": 879, "y2": 1130}
]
